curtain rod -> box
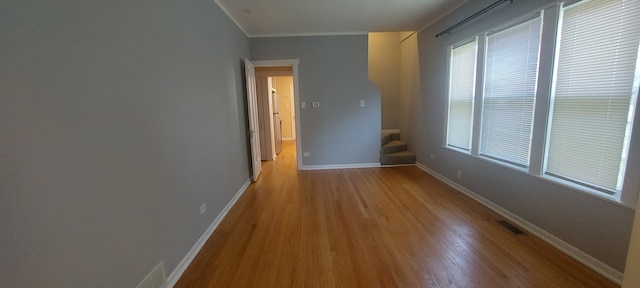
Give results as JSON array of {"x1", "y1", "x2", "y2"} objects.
[{"x1": 435, "y1": 0, "x2": 513, "y2": 38}]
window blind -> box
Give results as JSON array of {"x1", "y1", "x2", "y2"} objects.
[
  {"x1": 546, "y1": 0, "x2": 640, "y2": 192},
  {"x1": 447, "y1": 40, "x2": 478, "y2": 151},
  {"x1": 480, "y1": 16, "x2": 543, "y2": 167}
]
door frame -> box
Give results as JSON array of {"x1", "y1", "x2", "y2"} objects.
[
  {"x1": 289, "y1": 83, "x2": 296, "y2": 141},
  {"x1": 252, "y1": 59, "x2": 302, "y2": 170}
]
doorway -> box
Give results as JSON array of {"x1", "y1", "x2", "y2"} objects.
[
  {"x1": 273, "y1": 76, "x2": 296, "y2": 142},
  {"x1": 272, "y1": 76, "x2": 296, "y2": 164},
  {"x1": 252, "y1": 60, "x2": 301, "y2": 170}
]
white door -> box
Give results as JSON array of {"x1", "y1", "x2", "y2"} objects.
[{"x1": 245, "y1": 59, "x2": 262, "y2": 181}]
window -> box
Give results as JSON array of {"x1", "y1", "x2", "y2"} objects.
[
  {"x1": 545, "y1": 0, "x2": 640, "y2": 193},
  {"x1": 444, "y1": 0, "x2": 640, "y2": 202},
  {"x1": 480, "y1": 16, "x2": 543, "y2": 167},
  {"x1": 446, "y1": 40, "x2": 477, "y2": 151}
]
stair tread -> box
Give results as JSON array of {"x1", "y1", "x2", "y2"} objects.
[
  {"x1": 381, "y1": 130, "x2": 400, "y2": 136},
  {"x1": 381, "y1": 131, "x2": 401, "y2": 145},
  {"x1": 382, "y1": 140, "x2": 406, "y2": 148},
  {"x1": 384, "y1": 151, "x2": 415, "y2": 156}
]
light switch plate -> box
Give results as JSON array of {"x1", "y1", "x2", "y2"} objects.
[{"x1": 312, "y1": 102, "x2": 320, "y2": 108}]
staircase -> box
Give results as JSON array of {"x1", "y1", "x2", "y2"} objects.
[{"x1": 380, "y1": 130, "x2": 416, "y2": 165}]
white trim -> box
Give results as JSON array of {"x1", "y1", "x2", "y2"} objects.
[
  {"x1": 249, "y1": 31, "x2": 368, "y2": 38},
  {"x1": 414, "y1": 162, "x2": 624, "y2": 285},
  {"x1": 470, "y1": 34, "x2": 485, "y2": 157},
  {"x1": 301, "y1": 163, "x2": 380, "y2": 170},
  {"x1": 212, "y1": 0, "x2": 249, "y2": 37},
  {"x1": 292, "y1": 64, "x2": 302, "y2": 170},
  {"x1": 165, "y1": 179, "x2": 252, "y2": 287},
  {"x1": 252, "y1": 59, "x2": 300, "y2": 66}
]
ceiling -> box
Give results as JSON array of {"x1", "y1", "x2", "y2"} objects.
[{"x1": 215, "y1": 0, "x2": 468, "y2": 37}]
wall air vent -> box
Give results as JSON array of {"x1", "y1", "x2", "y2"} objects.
[
  {"x1": 136, "y1": 260, "x2": 166, "y2": 288},
  {"x1": 497, "y1": 220, "x2": 525, "y2": 235}
]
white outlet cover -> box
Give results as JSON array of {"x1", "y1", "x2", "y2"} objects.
[
  {"x1": 301, "y1": 101, "x2": 307, "y2": 109},
  {"x1": 360, "y1": 100, "x2": 365, "y2": 107},
  {"x1": 312, "y1": 102, "x2": 320, "y2": 108},
  {"x1": 303, "y1": 152, "x2": 310, "y2": 157}
]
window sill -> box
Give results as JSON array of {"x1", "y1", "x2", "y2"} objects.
[
  {"x1": 443, "y1": 145, "x2": 471, "y2": 155},
  {"x1": 441, "y1": 145, "x2": 635, "y2": 210},
  {"x1": 536, "y1": 174, "x2": 634, "y2": 209}
]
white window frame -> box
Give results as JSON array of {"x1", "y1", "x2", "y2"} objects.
[
  {"x1": 445, "y1": 38, "x2": 478, "y2": 153},
  {"x1": 542, "y1": 0, "x2": 640, "y2": 204},
  {"x1": 442, "y1": 0, "x2": 640, "y2": 207},
  {"x1": 479, "y1": 13, "x2": 543, "y2": 169}
]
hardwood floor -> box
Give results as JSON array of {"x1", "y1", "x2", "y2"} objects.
[{"x1": 175, "y1": 141, "x2": 618, "y2": 288}]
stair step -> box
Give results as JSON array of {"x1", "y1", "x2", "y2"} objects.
[
  {"x1": 381, "y1": 131, "x2": 400, "y2": 145},
  {"x1": 381, "y1": 140, "x2": 408, "y2": 155},
  {"x1": 380, "y1": 151, "x2": 416, "y2": 165}
]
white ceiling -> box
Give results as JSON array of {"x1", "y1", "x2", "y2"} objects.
[{"x1": 215, "y1": 0, "x2": 468, "y2": 37}]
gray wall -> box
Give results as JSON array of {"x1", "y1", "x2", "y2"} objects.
[
  {"x1": 0, "y1": 0, "x2": 251, "y2": 287},
  {"x1": 405, "y1": 0, "x2": 638, "y2": 271},
  {"x1": 250, "y1": 36, "x2": 381, "y2": 166}
]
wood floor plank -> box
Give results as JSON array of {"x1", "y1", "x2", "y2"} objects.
[{"x1": 174, "y1": 141, "x2": 619, "y2": 288}]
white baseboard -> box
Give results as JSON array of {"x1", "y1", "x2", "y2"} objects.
[
  {"x1": 381, "y1": 129, "x2": 401, "y2": 134},
  {"x1": 301, "y1": 163, "x2": 380, "y2": 170},
  {"x1": 165, "y1": 179, "x2": 252, "y2": 287},
  {"x1": 282, "y1": 137, "x2": 295, "y2": 141},
  {"x1": 414, "y1": 162, "x2": 623, "y2": 285}
]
